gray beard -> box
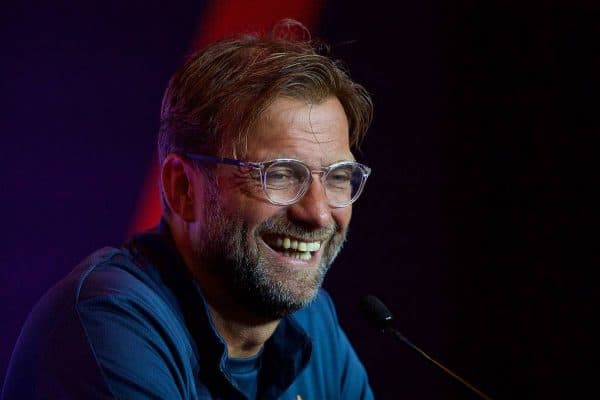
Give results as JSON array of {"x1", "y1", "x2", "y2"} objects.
[{"x1": 193, "y1": 187, "x2": 347, "y2": 320}]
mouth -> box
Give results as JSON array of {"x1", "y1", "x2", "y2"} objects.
[{"x1": 260, "y1": 234, "x2": 323, "y2": 261}]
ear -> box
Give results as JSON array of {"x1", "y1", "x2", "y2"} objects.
[{"x1": 161, "y1": 154, "x2": 199, "y2": 222}]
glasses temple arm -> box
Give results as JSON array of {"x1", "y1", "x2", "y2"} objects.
[{"x1": 183, "y1": 153, "x2": 260, "y2": 169}]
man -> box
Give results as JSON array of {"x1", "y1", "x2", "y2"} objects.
[{"x1": 2, "y1": 20, "x2": 374, "y2": 399}]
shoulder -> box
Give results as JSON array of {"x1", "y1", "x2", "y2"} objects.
[
  {"x1": 22, "y1": 245, "x2": 185, "y2": 344},
  {"x1": 20, "y1": 246, "x2": 166, "y2": 320},
  {"x1": 72, "y1": 246, "x2": 167, "y2": 305},
  {"x1": 7, "y1": 246, "x2": 194, "y2": 399},
  {"x1": 69, "y1": 246, "x2": 190, "y2": 349},
  {"x1": 20, "y1": 244, "x2": 191, "y2": 362},
  {"x1": 2, "y1": 246, "x2": 177, "y2": 399}
]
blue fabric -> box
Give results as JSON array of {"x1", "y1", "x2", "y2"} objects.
[
  {"x1": 226, "y1": 352, "x2": 262, "y2": 399},
  {"x1": 2, "y1": 225, "x2": 374, "y2": 400}
]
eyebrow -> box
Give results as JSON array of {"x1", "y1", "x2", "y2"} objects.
[{"x1": 256, "y1": 153, "x2": 356, "y2": 166}]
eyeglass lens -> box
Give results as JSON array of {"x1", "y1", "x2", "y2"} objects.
[{"x1": 263, "y1": 160, "x2": 366, "y2": 206}]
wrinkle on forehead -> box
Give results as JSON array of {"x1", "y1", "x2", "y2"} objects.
[
  {"x1": 307, "y1": 102, "x2": 324, "y2": 151},
  {"x1": 246, "y1": 96, "x2": 352, "y2": 166}
]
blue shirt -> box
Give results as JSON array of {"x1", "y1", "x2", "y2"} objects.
[
  {"x1": 2, "y1": 224, "x2": 374, "y2": 399},
  {"x1": 227, "y1": 350, "x2": 263, "y2": 399}
]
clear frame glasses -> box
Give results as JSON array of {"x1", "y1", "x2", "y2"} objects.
[{"x1": 183, "y1": 153, "x2": 371, "y2": 208}]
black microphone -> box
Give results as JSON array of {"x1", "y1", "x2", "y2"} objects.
[{"x1": 359, "y1": 295, "x2": 493, "y2": 400}]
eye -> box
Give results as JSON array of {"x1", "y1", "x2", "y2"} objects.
[
  {"x1": 270, "y1": 168, "x2": 293, "y2": 180},
  {"x1": 330, "y1": 172, "x2": 351, "y2": 182},
  {"x1": 265, "y1": 167, "x2": 299, "y2": 189},
  {"x1": 326, "y1": 167, "x2": 353, "y2": 188}
]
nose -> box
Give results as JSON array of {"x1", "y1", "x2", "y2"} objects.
[{"x1": 286, "y1": 177, "x2": 333, "y2": 229}]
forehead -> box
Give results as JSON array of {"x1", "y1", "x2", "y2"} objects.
[{"x1": 245, "y1": 96, "x2": 353, "y2": 166}]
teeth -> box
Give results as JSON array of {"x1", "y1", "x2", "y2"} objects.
[
  {"x1": 281, "y1": 251, "x2": 312, "y2": 260},
  {"x1": 307, "y1": 242, "x2": 320, "y2": 252},
  {"x1": 267, "y1": 236, "x2": 322, "y2": 254}
]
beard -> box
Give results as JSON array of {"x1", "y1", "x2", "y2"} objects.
[{"x1": 192, "y1": 184, "x2": 347, "y2": 320}]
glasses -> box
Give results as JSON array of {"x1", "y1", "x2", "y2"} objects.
[{"x1": 183, "y1": 153, "x2": 371, "y2": 208}]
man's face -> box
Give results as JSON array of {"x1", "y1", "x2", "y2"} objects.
[{"x1": 192, "y1": 96, "x2": 353, "y2": 319}]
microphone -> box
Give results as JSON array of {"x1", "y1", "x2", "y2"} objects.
[{"x1": 359, "y1": 295, "x2": 493, "y2": 400}]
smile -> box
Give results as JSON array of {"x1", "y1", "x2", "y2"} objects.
[{"x1": 262, "y1": 235, "x2": 322, "y2": 261}]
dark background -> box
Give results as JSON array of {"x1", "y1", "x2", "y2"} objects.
[{"x1": 1, "y1": 1, "x2": 597, "y2": 399}]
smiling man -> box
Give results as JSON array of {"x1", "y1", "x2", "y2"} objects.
[
  {"x1": 177, "y1": 97, "x2": 355, "y2": 325},
  {"x1": 2, "y1": 20, "x2": 374, "y2": 400}
]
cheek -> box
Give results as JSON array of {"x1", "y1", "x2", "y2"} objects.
[
  {"x1": 332, "y1": 207, "x2": 352, "y2": 231},
  {"x1": 217, "y1": 173, "x2": 276, "y2": 220},
  {"x1": 243, "y1": 205, "x2": 281, "y2": 229},
  {"x1": 222, "y1": 190, "x2": 283, "y2": 230}
]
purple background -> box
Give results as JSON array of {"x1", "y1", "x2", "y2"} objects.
[{"x1": 2, "y1": 1, "x2": 598, "y2": 398}]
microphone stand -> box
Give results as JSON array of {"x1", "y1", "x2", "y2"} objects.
[{"x1": 385, "y1": 326, "x2": 493, "y2": 400}]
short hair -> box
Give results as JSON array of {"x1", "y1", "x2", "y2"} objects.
[{"x1": 158, "y1": 19, "x2": 373, "y2": 214}]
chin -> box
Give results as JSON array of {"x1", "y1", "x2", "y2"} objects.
[{"x1": 235, "y1": 261, "x2": 325, "y2": 320}]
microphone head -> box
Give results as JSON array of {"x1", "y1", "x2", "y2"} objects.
[{"x1": 359, "y1": 295, "x2": 394, "y2": 330}]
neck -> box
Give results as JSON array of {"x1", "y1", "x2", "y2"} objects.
[
  {"x1": 170, "y1": 219, "x2": 280, "y2": 358},
  {"x1": 207, "y1": 301, "x2": 279, "y2": 358},
  {"x1": 198, "y1": 271, "x2": 280, "y2": 358}
]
